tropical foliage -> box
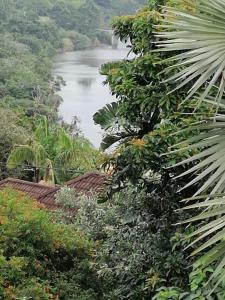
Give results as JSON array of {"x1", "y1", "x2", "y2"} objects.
[
  {"x1": 94, "y1": 0, "x2": 211, "y2": 186},
  {"x1": 0, "y1": 0, "x2": 118, "y2": 181},
  {"x1": 4, "y1": 0, "x2": 225, "y2": 299},
  {"x1": 0, "y1": 188, "x2": 100, "y2": 300},
  {"x1": 57, "y1": 185, "x2": 191, "y2": 299},
  {"x1": 91, "y1": 0, "x2": 225, "y2": 298},
  {"x1": 0, "y1": 109, "x2": 30, "y2": 180},
  {"x1": 7, "y1": 117, "x2": 100, "y2": 183},
  {"x1": 157, "y1": 0, "x2": 225, "y2": 291}
]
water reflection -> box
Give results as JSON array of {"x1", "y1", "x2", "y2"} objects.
[
  {"x1": 77, "y1": 77, "x2": 96, "y2": 88},
  {"x1": 53, "y1": 45, "x2": 130, "y2": 148}
]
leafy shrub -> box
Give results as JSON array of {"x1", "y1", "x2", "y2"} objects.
[
  {"x1": 0, "y1": 188, "x2": 100, "y2": 300},
  {"x1": 57, "y1": 184, "x2": 190, "y2": 299},
  {"x1": 153, "y1": 267, "x2": 225, "y2": 300}
]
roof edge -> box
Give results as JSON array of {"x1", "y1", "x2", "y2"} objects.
[
  {"x1": 0, "y1": 178, "x2": 55, "y2": 190},
  {"x1": 65, "y1": 172, "x2": 107, "y2": 187}
]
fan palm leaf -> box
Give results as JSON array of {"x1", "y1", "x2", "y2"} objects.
[
  {"x1": 170, "y1": 116, "x2": 225, "y2": 196},
  {"x1": 177, "y1": 195, "x2": 225, "y2": 289},
  {"x1": 158, "y1": 0, "x2": 225, "y2": 289},
  {"x1": 167, "y1": 115, "x2": 225, "y2": 288},
  {"x1": 157, "y1": 0, "x2": 225, "y2": 103}
]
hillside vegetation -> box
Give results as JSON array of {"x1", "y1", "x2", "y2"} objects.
[
  {"x1": 0, "y1": 0, "x2": 144, "y2": 182},
  {"x1": 2, "y1": 0, "x2": 225, "y2": 299}
]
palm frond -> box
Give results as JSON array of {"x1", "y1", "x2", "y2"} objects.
[
  {"x1": 170, "y1": 116, "x2": 225, "y2": 196},
  {"x1": 157, "y1": 0, "x2": 225, "y2": 103},
  {"x1": 35, "y1": 116, "x2": 49, "y2": 143},
  {"x1": 7, "y1": 145, "x2": 36, "y2": 169},
  {"x1": 7, "y1": 142, "x2": 46, "y2": 169},
  {"x1": 33, "y1": 143, "x2": 46, "y2": 166},
  {"x1": 179, "y1": 195, "x2": 225, "y2": 288},
  {"x1": 55, "y1": 137, "x2": 97, "y2": 169},
  {"x1": 56, "y1": 128, "x2": 72, "y2": 152},
  {"x1": 158, "y1": 0, "x2": 225, "y2": 290},
  {"x1": 168, "y1": 115, "x2": 225, "y2": 287}
]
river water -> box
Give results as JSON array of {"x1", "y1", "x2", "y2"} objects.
[{"x1": 53, "y1": 45, "x2": 129, "y2": 148}]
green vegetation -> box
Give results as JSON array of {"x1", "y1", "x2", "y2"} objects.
[
  {"x1": 0, "y1": 188, "x2": 100, "y2": 299},
  {"x1": 91, "y1": 0, "x2": 225, "y2": 298},
  {"x1": 2, "y1": 0, "x2": 225, "y2": 299},
  {"x1": 0, "y1": 0, "x2": 145, "y2": 182},
  {"x1": 156, "y1": 0, "x2": 225, "y2": 293},
  {"x1": 0, "y1": 0, "x2": 116, "y2": 182},
  {"x1": 7, "y1": 116, "x2": 100, "y2": 183}
]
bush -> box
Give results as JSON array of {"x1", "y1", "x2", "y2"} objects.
[
  {"x1": 56, "y1": 184, "x2": 190, "y2": 299},
  {"x1": 0, "y1": 188, "x2": 100, "y2": 300}
]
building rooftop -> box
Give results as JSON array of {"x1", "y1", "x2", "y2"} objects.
[
  {"x1": 0, "y1": 172, "x2": 107, "y2": 210},
  {"x1": 38, "y1": 172, "x2": 107, "y2": 207}
]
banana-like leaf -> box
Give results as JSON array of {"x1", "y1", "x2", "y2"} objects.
[
  {"x1": 93, "y1": 102, "x2": 120, "y2": 130},
  {"x1": 157, "y1": 0, "x2": 225, "y2": 103},
  {"x1": 100, "y1": 134, "x2": 122, "y2": 151}
]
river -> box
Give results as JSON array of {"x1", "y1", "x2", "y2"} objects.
[{"x1": 53, "y1": 45, "x2": 129, "y2": 148}]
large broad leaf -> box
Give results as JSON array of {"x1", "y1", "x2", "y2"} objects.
[
  {"x1": 157, "y1": 0, "x2": 225, "y2": 103},
  {"x1": 100, "y1": 134, "x2": 122, "y2": 151},
  {"x1": 93, "y1": 102, "x2": 120, "y2": 130},
  {"x1": 94, "y1": 101, "x2": 135, "y2": 150}
]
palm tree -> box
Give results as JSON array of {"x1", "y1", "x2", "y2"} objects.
[
  {"x1": 7, "y1": 140, "x2": 46, "y2": 182},
  {"x1": 158, "y1": 0, "x2": 225, "y2": 288},
  {"x1": 55, "y1": 130, "x2": 100, "y2": 179},
  {"x1": 7, "y1": 117, "x2": 99, "y2": 183}
]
